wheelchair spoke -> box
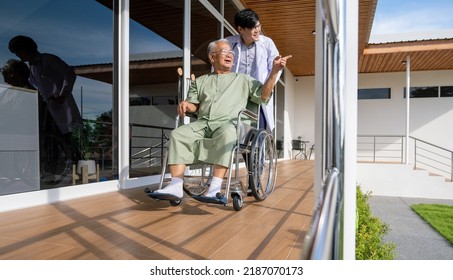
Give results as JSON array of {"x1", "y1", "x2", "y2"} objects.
[{"x1": 249, "y1": 129, "x2": 276, "y2": 201}]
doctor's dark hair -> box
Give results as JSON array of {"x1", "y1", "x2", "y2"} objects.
[{"x1": 234, "y1": 9, "x2": 259, "y2": 29}]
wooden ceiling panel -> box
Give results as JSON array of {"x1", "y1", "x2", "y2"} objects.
[
  {"x1": 240, "y1": 0, "x2": 379, "y2": 76},
  {"x1": 360, "y1": 40, "x2": 453, "y2": 73},
  {"x1": 240, "y1": 0, "x2": 316, "y2": 76},
  {"x1": 88, "y1": 0, "x2": 453, "y2": 85}
]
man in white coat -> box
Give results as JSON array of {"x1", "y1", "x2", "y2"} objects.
[{"x1": 226, "y1": 8, "x2": 282, "y2": 132}]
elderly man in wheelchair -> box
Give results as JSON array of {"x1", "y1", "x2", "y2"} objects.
[{"x1": 146, "y1": 39, "x2": 291, "y2": 210}]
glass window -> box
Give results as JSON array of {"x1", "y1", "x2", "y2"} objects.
[
  {"x1": 440, "y1": 86, "x2": 453, "y2": 97},
  {"x1": 358, "y1": 88, "x2": 391, "y2": 99},
  {"x1": 128, "y1": 1, "x2": 183, "y2": 178},
  {"x1": 207, "y1": 0, "x2": 222, "y2": 12},
  {"x1": 404, "y1": 86, "x2": 439, "y2": 98},
  {"x1": 224, "y1": 0, "x2": 240, "y2": 30},
  {"x1": 0, "y1": 0, "x2": 114, "y2": 194}
]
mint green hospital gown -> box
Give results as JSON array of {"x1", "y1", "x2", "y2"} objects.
[{"x1": 168, "y1": 72, "x2": 269, "y2": 168}]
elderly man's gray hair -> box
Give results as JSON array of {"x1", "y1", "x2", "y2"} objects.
[{"x1": 207, "y1": 39, "x2": 231, "y2": 56}]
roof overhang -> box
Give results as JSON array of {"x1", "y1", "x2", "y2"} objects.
[{"x1": 76, "y1": 0, "x2": 453, "y2": 84}]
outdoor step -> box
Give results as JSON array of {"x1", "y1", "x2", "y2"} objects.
[{"x1": 357, "y1": 163, "x2": 453, "y2": 199}]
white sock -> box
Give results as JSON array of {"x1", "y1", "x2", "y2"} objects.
[
  {"x1": 205, "y1": 176, "x2": 223, "y2": 197},
  {"x1": 156, "y1": 177, "x2": 183, "y2": 198}
]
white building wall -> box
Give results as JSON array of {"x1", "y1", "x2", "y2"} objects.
[
  {"x1": 294, "y1": 76, "x2": 316, "y2": 148},
  {"x1": 289, "y1": 70, "x2": 453, "y2": 163},
  {"x1": 283, "y1": 75, "x2": 315, "y2": 160},
  {"x1": 358, "y1": 70, "x2": 453, "y2": 151},
  {"x1": 282, "y1": 70, "x2": 297, "y2": 159}
]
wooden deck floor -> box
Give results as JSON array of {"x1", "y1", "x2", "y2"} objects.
[{"x1": 0, "y1": 160, "x2": 314, "y2": 260}]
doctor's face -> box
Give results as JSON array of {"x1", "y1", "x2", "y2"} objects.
[{"x1": 238, "y1": 22, "x2": 261, "y2": 46}]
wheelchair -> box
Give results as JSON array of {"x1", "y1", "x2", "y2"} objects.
[{"x1": 144, "y1": 104, "x2": 277, "y2": 211}]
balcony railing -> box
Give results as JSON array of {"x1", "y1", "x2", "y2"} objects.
[
  {"x1": 411, "y1": 136, "x2": 453, "y2": 182},
  {"x1": 357, "y1": 134, "x2": 452, "y2": 182},
  {"x1": 357, "y1": 135, "x2": 405, "y2": 163},
  {"x1": 129, "y1": 123, "x2": 173, "y2": 169}
]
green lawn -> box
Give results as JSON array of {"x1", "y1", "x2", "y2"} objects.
[{"x1": 411, "y1": 204, "x2": 453, "y2": 246}]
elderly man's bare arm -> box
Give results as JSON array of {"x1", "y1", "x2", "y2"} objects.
[{"x1": 260, "y1": 55, "x2": 292, "y2": 101}]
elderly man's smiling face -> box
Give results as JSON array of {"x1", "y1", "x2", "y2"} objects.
[{"x1": 209, "y1": 41, "x2": 235, "y2": 74}]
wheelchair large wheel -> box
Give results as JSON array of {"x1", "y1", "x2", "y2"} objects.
[
  {"x1": 248, "y1": 129, "x2": 277, "y2": 201},
  {"x1": 183, "y1": 164, "x2": 211, "y2": 196}
]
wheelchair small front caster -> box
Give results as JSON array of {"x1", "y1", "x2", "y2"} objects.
[
  {"x1": 170, "y1": 200, "x2": 182, "y2": 206},
  {"x1": 232, "y1": 194, "x2": 243, "y2": 211}
]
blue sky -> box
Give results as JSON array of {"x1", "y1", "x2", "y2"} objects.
[
  {"x1": 0, "y1": 0, "x2": 178, "y2": 66},
  {"x1": 0, "y1": 0, "x2": 179, "y2": 119},
  {"x1": 370, "y1": 0, "x2": 453, "y2": 42}
]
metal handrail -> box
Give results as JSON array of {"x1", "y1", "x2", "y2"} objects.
[
  {"x1": 411, "y1": 136, "x2": 453, "y2": 182},
  {"x1": 357, "y1": 135, "x2": 405, "y2": 163},
  {"x1": 321, "y1": 0, "x2": 339, "y2": 40},
  {"x1": 356, "y1": 135, "x2": 452, "y2": 182},
  {"x1": 302, "y1": 0, "x2": 344, "y2": 260},
  {"x1": 301, "y1": 168, "x2": 340, "y2": 259},
  {"x1": 129, "y1": 123, "x2": 173, "y2": 168}
]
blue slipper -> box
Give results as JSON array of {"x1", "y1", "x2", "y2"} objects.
[
  {"x1": 192, "y1": 194, "x2": 228, "y2": 205},
  {"x1": 147, "y1": 191, "x2": 182, "y2": 202}
]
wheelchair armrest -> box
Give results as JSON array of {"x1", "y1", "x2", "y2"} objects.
[
  {"x1": 237, "y1": 108, "x2": 258, "y2": 123},
  {"x1": 236, "y1": 108, "x2": 259, "y2": 146}
]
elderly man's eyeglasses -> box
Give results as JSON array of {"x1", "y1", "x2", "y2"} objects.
[{"x1": 211, "y1": 49, "x2": 235, "y2": 57}]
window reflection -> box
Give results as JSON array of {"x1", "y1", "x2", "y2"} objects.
[
  {"x1": 0, "y1": 0, "x2": 287, "y2": 195},
  {"x1": 0, "y1": 0, "x2": 114, "y2": 194}
]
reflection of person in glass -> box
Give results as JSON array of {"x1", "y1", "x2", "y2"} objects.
[
  {"x1": 1, "y1": 59, "x2": 34, "y2": 90},
  {"x1": 1, "y1": 58, "x2": 63, "y2": 167},
  {"x1": 1, "y1": 58, "x2": 59, "y2": 142},
  {"x1": 8, "y1": 35, "x2": 82, "y2": 150}
]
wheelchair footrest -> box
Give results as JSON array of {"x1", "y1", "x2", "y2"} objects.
[
  {"x1": 147, "y1": 191, "x2": 182, "y2": 202},
  {"x1": 192, "y1": 194, "x2": 227, "y2": 205}
]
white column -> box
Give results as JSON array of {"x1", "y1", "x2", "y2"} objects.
[
  {"x1": 405, "y1": 55, "x2": 411, "y2": 164},
  {"x1": 117, "y1": 0, "x2": 130, "y2": 187},
  {"x1": 341, "y1": 0, "x2": 358, "y2": 260},
  {"x1": 183, "y1": 0, "x2": 191, "y2": 124},
  {"x1": 314, "y1": 0, "x2": 323, "y2": 203}
]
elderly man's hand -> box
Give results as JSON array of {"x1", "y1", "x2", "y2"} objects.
[
  {"x1": 177, "y1": 100, "x2": 198, "y2": 118},
  {"x1": 178, "y1": 101, "x2": 188, "y2": 117},
  {"x1": 273, "y1": 55, "x2": 292, "y2": 72}
]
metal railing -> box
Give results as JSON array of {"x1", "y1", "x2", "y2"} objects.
[
  {"x1": 301, "y1": 168, "x2": 340, "y2": 259},
  {"x1": 302, "y1": 0, "x2": 345, "y2": 259},
  {"x1": 357, "y1": 135, "x2": 405, "y2": 163},
  {"x1": 75, "y1": 119, "x2": 113, "y2": 172},
  {"x1": 356, "y1": 134, "x2": 452, "y2": 182},
  {"x1": 129, "y1": 123, "x2": 173, "y2": 169},
  {"x1": 411, "y1": 136, "x2": 453, "y2": 182}
]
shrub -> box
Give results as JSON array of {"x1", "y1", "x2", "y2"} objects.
[{"x1": 356, "y1": 186, "x2": 396, "y2": 260}]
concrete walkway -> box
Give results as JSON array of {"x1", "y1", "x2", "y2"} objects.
[{"x1": 368, "y1": 196, "x2": 453, "y2": 260}]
